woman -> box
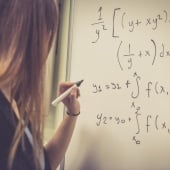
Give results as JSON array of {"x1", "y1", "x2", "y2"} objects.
[{"x1": 0, "y1": 0, "x2": 80, "y2": 170}]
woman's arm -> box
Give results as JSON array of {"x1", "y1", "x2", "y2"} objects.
[{"x1": 44, "y1": 82, "x2": 80, "y2": 170}]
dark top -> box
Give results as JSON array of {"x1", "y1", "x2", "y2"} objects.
[{"x1": 0, "y1": 91, "x2": 51, "y2": 170}]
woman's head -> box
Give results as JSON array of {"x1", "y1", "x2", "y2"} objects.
[
  {"x1": 0, "y1": 0, "x2": 58, "y2": 88},
  {"x1": 0, "y1": 0, "x2": 58, "y2": 168}
]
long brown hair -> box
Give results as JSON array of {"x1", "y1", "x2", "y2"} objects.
[{"x1": 0, "y1": 0, "x2": 58, "y2": 169}]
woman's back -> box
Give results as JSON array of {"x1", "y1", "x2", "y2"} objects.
[{"x1": 0, "y1": 91, "x2": 51, "y2": 170}]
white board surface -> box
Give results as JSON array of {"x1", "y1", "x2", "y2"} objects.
[{"x1": 64, "y1": 0, "x2": 170, "y2": 169}]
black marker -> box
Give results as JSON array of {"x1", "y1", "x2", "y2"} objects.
[{"x1": 51, "y1": 80, "x2": 84, "y2": 106}]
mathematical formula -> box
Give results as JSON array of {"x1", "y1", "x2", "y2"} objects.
[
  {"x1": 89, "y1": 2, "x2": 170, "y2": 145},
  {"x1": 92, "y1": 72, "x2": 169, "y2": 99},
  {"x1": 91, "y1": 7, "x2": 170, "y2": 42},
  {"x1": 96, "y1": 101, "x2": 170, "y2": 145},
  {"x1": 116, "y1": 40, "x2": 170, "y2": 70},
  {"x1": 112, "y1": 8, "x2": 170, "y2": 37}
]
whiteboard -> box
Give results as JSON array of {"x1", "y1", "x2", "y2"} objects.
[{"x1": 64, "y1": 0, "x2": 170, "y2": 169}]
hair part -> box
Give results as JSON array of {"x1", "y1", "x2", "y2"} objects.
[{"x1": 0, "y1": 0, "x2": 59, "y2": 169}]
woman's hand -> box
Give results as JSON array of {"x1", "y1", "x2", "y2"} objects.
[
  {"x1": 46, "y1": 82, "x2": 81, "y2": 169},
  {"x1": 58, "y1": 82, "x2": 80, "y2": 115}
]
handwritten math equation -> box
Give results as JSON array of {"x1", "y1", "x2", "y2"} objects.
[
  {"x1": 91, "y1": 6, "x2": 170, "y2": 70},
  {"x1": 112, "y1": 8, "x2": 170, "y2": 37},
  {"x1": 96, "y1": 102, "x2": 170, "y2": 145},
  {"x1": 92, "y1": 72, "x2": 169, "y2": 99},
  {"x1": 91, "y1": 7, "x2": 170, "y2": 41},
  {"x1": 88, "y1": 2, "x2": 170, "y2": 145},
  {"x1": 116, "y1": 40, "x2": 170, "y2": 70}
]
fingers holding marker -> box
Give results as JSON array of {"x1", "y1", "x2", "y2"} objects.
[
  {"x1": 65, "y1": 86, "x2": 81, "y2": 116},
  {"x1": 69, "y1": 86, "x2": 80, "y2": 102},
  {"x1": 51, "y1": 80, "x2": 83, "y2": 106}
]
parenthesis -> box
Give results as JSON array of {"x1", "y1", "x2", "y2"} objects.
[
  {"x1": 132, "y1": 136, "x2": 136, "y2": 142},
  {"x1": 155, "y1": 115, "x2": 159, "y2": 130},
  {"x1": 163, "y1": 10, "x2": 168, "y2": 23},
  {"x1": 117, "y1": 41, "x2": 124, "y2": 71},
  {"x1": 168, "y1": 129, "x2": 170, "y2": 134},
  {"x1": 151, "y1": 39, "x2": 157, "y2": 65},
  {"x1": 155, "y1": 81, "x2": 159, "y2": 94},
  {"x1": 121, "y1": 12, "x2": 126, "y2": 29}
]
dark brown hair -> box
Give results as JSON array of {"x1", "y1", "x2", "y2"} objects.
[{"x1": 0, "y1": 0, "x2": 58, "y2": 169}]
